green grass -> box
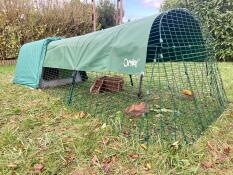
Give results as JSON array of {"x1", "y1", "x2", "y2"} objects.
[
  {"x1": 68, "y1": 62, "x2": 227, "y2": 144},
  {"x1": 0, "y1": 63, "x2": 233, "y2": 175}
]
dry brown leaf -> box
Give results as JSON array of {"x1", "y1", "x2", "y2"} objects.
[
  {"x1": 140, "y1": 144, "x2": 147, "y2": 150},
  {"x1": 145, "y1": 163, "x2": 151, "y2": 171},
  {"x1": 123, "y1": 130, "x2": 130, "y2": 137},
  {"x1": 102, "y1": 137, "x2": 110, "y2": 145},
  {"x1": 125, "y1": 102, "x2": 149, "y2": 118},
  {"x1": 101, "y1": 155, "x2": 118, "y2": 174},
  {"x1": 201, "y1": 161, "x2": 214, "y2": 169},
  {"x1": 64, "y1": 154, "x2": 76, "y2": 165},
  {"x1": 182, "y1": 89, "x2": 193, "y2": 97},
  {"x1": 217, "y1": 154, "x2": 228, "y2": 162},
  {"x1": 129, "y1": 168, "x2": 137, "y2": 175},
  {"x1": 155, "y1": 114, "x2": 163, "y2": 119},
  {"x1": 75, "y1": 111, "x2": 87, "y2": 118},
  {"x1": 111, "y1": 155, "x2": 118, "y2": 164},
  {"x1": 94, "y1": 148, "x2": 102, "y2": 154},
  {"x1": 101, "y1": 123, "x2": 107, "y2": 129},
  {"x1": 63, "y1": 136, "x2": 73, "y2": 142},
  {"x1": 129, "y1": 153, "x2": 139, "y2": 159},
  {"x1": 34, "y1": 163, "x2": 44, "y2": 173},
  {"x1": 229, "y1": 124, "x2": 233, "y2": 129},
  {"x1": 171, "y1": 141, "x2": 179, "y2": 150},
  {"x1": 7, "y1": 163, "x2": 17, "y2": 169},
  {"x1": 92, "y1": 155, "x2": 99, "y2": 166},
  {"x1": 102, "y1": 163, "x2": 111, "y2": 173},
  {"x1": 223, "y1": 145, "x2": 231, "y2": 155},
  {"x1": 207, "y1": 141, "x2": 214, "y2": 151},
  {"x1": 102, "y1": 157, "x2": 112, "y2": 165}
]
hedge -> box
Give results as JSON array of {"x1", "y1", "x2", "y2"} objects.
[{"x1": 0, "y1": 0, "x2": 93, "y2": 60}]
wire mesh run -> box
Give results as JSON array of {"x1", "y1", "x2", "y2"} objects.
[
  {"x1": 42, "y1": 9, "x2": 227, "y2": 144},
  {"x1": 40, "y1": 68, "x2": 79, "y2": 89}
]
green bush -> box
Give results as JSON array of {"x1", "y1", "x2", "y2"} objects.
[
  {"x1": 0, "y1": 0, "x2": 93, "y2": 60},
  {"x1": 97, "y1": 0, "x2": 117, "y2": 29},
  {"x1": 161, "y1": 0, "x2": 233, "y2": 61}
]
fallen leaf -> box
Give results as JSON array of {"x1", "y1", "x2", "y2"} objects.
[
  {"x1": 171, "y1": 141, "x2": 179, "y2": 149},
  {"x1": 94, "y1": 148, "x2": 103, "y2": 154},
  {"x1": 129, "y1": 153, "x2": 139, "y2": 159},
  {"x1": 64, "y1": 154, "x2": 76, "y2": 165},
  {"x1": 201, "y1": 161, "x2": 214, "y2": 169},
  {"x1": 154, "y1": 114, "x2": 163, "y2": 119},
  {"x1": 92, "y1": 155, "x2": 99, "y2": 166},
  {"x1": 102, "y1": 163, "x2": 111, "y2": 173},
  {"x1": 34, "y1": 163, "x2": 44, "y2": 173},
  {"x1": 140, "y1": 144, "x2": 147, "y2": 150},
  {"x1": 111, "y1": 155, "x2": 117, "y2": 164},
  {"x1": 123, "y1": 130, "x2": 130, "y2": 137},
  {"x1": 207, "y1": 141, "x2": 214, "y2": 151},
  {"x1": 125, "y1": 102, "x2": 149, "y2": 118},
  {"x1": 101, "y1": 123, "x2": 107, "y2": 129},
  {"x1": 102, "y1": 157, "x2": 112, "y2": 164},
  {"x1": 102, "y1": 137, "x2": 110, "y2": 145},
  {"x1": 101, "y1": 155, "x2": 118, "y2": 174},
  {"x1": 145, "y1": 163, "x2": 151, "y2": 171},
  {"x1": 229, "y1": 124, "x2": 233, "y2": 129},
  {"x1": 63, "y1": 136, "x2": 73, "y2": 142},
  {"x1": 217, "y1": 154, "x2": 228, "y2": 162},
  {"x1": 132, "y1": 123, "x2": 137, "y2": 128},
  {"x1": 75, "y1": 111, "x2": 87, "y2": 118},
  {"x1": 182, "y1": 89, "x2": 193, "y2": 97},
  {"x1": 128, "y1": 168, "x2": 137, "y2": 175},
  {"x1": 223, "y1": 145, "x2": 230, "y2": 155},
  {"x1": 7, "y1": 163, "x2": 17, "y2": 169}
]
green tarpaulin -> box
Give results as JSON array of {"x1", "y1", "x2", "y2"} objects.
[
  {"x1": 43, "y1": 15, "x2": 157, "y2": 74},
  {"x1": 13, "y1": 37, "x2": 62, "y2": 88}
]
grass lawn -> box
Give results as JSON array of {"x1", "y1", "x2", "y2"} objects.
[{"x1": 0, "y1": 62, "x2": 233, "y2": 175}]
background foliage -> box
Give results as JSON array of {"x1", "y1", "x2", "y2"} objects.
[
  {"x1": 0, "y1": 0, "x2": 116, "y2": 60},
  {"x1": 1, "y1": 0, "x2": 232, "y2": 61},
  {"x1": 161, "y1": 0, "x2": 233, "y2": 61},
  {"x1": 97, "y1": 0, "x2": 117, "y2": 29}
]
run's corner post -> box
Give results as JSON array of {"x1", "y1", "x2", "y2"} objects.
[
  {"x1": 144, "y1": 115, "x2": 150, "y2": 143},
  {"x1": 129, "y1": 74, "x2": 134, "y2": 86},
  {"x1": 68, "y1": 70, "x2": 78, "y2": 105},
  {"x1": 137, "y1": 72, "x2": 144, "y2": 98}
]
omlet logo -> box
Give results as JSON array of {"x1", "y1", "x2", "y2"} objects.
[{"x1": 123, "y1": 58, "x2": 139, "y2": 68}]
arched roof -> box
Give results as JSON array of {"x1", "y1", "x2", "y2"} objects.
[
  {"x1": 43, "y1": 15, "x2": 157, "y2": 74},
  {"x1": 147, "y1": 9, "x2": 205, "y2": 62},
  {"x1": 43, "y1": 9, "x2": 204, "y2": 74}
]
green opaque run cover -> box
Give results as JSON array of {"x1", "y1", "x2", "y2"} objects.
[
  {"x1": 43, "y1": 15, "x2": 156, "y2": 74},
  {"x1": 13, "y1": 37, "x2": 62, "y2": 88}
]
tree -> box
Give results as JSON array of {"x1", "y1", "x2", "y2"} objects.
[
  {"x1": 97, "y1": 0, "x2": 116, "y2": 29},
  {"x1": 161, "y1": 0, "x2": 233, "y2": 61},
  {"x1": 161, "y1": 0, "x2": 186, "y2": 11}
]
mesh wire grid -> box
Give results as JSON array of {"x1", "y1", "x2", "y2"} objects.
[{"x1": 41, "y1": 9, "x2": 227, "y2": 144}]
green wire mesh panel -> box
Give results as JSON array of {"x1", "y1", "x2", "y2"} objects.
[
  {"x1": 47, "y1": 9, "x2": 227, "y2": 144},
  {"x1": 40, "y1": 68, "x2": 76, "y2": 89},
  {"x1": 145, "y1": 9, "x2": 227, "y2": 142}
]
